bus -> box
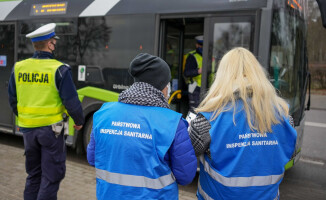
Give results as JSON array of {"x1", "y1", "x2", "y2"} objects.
[{"x1": 0, "y1": 0, "x2": 316, "y2": 168}]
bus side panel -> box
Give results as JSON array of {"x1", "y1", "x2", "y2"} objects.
[{"x1": 0, "y1": 23, "x2": 15, "y2": 129}]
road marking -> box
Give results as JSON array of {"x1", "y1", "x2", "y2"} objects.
[
  {"x1": 305, "y1": 121, "x2": 326, "y2": 128},
  {"x1": 299, "y1": 157, "x2": 325, "y2": 166}
]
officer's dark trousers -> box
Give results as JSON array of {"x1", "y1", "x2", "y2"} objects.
[
  {"x1": 23, "y1": 126, "x2": 66, "y2": 200},
  {"x1": 188, "y1": 86, "x2": 201, "y2": 109}
]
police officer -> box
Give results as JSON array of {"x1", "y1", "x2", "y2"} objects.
[
  {"x1": 8, "y1": 23, "x2": 84, "y2": 200},
  {"x1": 184, "y1": 35, "x2": 203, "y2": 109},
  {"x1": 87, "y1": 53, "x2": 197, "y2": 200}
]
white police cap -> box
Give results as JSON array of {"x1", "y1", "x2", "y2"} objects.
[
  {"x1": 26, "y1": 23, "x2": 60, "y2": 42},
  {"x1": 195, "y1": 35, "x2": 204, "y2": 44}
]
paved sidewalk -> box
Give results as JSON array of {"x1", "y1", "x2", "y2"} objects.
[{"x1": 0, "y1": 137, "x2": 196, "y2": 200}]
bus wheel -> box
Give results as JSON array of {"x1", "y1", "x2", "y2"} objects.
[{"x1": 83, "y1": 117, "x2": 93, "y2": 153}]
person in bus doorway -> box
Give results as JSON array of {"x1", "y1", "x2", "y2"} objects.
[
  {"x1": 184, "y1": 35, "x2": 203, "y2": 110},
  {"x1": 7, "y1": 23, "x2": 84, "y2": 200},
  {"x1": 87, "y1": 53, "x2": 197, "y2": 200},
  {"x1": 188, "y1": 47, "x2": 297, "y2": 200}
]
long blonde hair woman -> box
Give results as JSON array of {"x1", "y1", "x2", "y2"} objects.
[
  {"x1": 189, "y1": 47, "x2": 297, "y2": 200},
  {"x1": 197, "y1": 47, "x2": 289, "y2": 134}
]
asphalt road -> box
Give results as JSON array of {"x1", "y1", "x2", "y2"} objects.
[{"x1": 280, "y1": 108, "x2": 326, "y2": 200}]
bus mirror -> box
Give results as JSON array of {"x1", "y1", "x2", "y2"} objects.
[{"x1": 316, "y1": 0, "x2": 326, "y2": 28}]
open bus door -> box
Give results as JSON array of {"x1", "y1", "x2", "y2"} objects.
[
  {"x1": 0, "y1": 23, "x2": 15, "y2": 131},
  {"x1": 160, "y1": 20, "x2": 187, "y2": 115},
  {"x1": 160, "y1": 18, "x2": 204, "y2": 117},
  {"x1": 160, "y1": 15, "x2": 256, "y2": 116}
]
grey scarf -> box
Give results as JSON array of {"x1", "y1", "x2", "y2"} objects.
[{"x1": 118, "y1": 82, "x2": 169, "y2": 109}]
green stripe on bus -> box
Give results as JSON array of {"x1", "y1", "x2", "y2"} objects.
[
  {"x1": 285, "y1": 160, "x2": 294, "y2": 170},
  {"x1": 69, "y1": 86, "x2": 119, "y2": 136},
  {"x1": 285, "y1": 148, "x2": 301, "y2": 170},
  {"x1": 77, "y1": 86, "x2": 119, "y2": 102}
]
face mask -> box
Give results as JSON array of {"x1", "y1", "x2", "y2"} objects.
[
  {"x1": 197, "y1": 47, "x2": 203, "y2": 54},
  {"x1": 49, "y1": 41, "x2": 56, "y2": 56}
]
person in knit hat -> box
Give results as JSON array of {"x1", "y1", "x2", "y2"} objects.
[
  {"x1": 129, "y1": 53, "x2": 171, "y2": 91},
  {"x1": 87, "y1": 53, "x2": 197, "y2": 200}
]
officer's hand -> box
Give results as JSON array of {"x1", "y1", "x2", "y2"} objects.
[
  {"x1": 74, "y1": 124, "x2": 83, "y2": 130},
  {"x1": 198, "y1": 68, "x2": 202, "y2": 74}
]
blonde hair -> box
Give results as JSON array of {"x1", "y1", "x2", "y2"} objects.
[{"x1": 196, "y1": 47, "x2": 289, "y2": 133}]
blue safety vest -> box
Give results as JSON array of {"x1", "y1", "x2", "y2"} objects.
[
  {"x1": 93, "y1": 102, "x2": 182, "y2": 200},
  {"x1": 197, "y1": 101, "x2": 297, "y2": 200}
]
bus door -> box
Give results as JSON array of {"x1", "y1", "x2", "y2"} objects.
[
  {"x1": 0, "y1": 23, "x2": 15, "y2": 129},
  {"x1": 202, "y1": 15, "x2": 256, "y2": 92},
  {"x1": 160, "y1": 20, "x2": 186, "y2": 115},
  {"x1": 160, "y1": 18, "x2": 205, "y2": 116}
]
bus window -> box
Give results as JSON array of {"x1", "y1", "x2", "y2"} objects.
[
  {"x1": 269, "y1": 9, "x2": 306, "y2": 124},
  {"x1": 18, "y1": 20, "x2": 77, "y2": 61},
  {"x1": 78, "y1": 15, "x2": 155, "y2": 92},
  {"x1": 208, "y1": 18, "x2": 253, "y2": 88}
]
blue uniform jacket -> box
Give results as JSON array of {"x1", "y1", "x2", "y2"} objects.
[
  {"x1": 8, "y1": 51, "x2": 84, "y2": 131},
  {"x1": 87, "y1": 116, "x2": 197, "y2": 186}
]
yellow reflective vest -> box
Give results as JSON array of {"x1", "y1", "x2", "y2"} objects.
[
  {"x1": 14, "y1": 58, "x2": 65, "y2": 128},
  {"x1": 184, "y1": 50, "x2": 202, "y2": 87}
]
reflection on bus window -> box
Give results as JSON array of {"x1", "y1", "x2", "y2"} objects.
[
  {"x1": 78, "y1": 17, "x2": 111, "y2": 65},
  {"x1": 270, "y1": 9, "x2": 305, "y2": 117},
  {"x1": 165, "y1": 26, "x2": 181, "y2": 90},
  {"x1": 18, "y1": 20, "x2": 77, "y2": 62},
  {"x1": 210, "y1": 22, "x2": 251, "y2": 87}
]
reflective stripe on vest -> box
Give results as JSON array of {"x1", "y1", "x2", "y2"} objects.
[
  {"x1": 198, "y1": 181, "x2": 214, "y2": 200},
  {"x1": 199, "y1": 155, "x2": 284, "y2": 187},
  {"x1": 198, "y1": 180, "x2": 280, "y2": 200},
  {"x1": 96, "y1": 168, "x2": 176, "y2": 190},
  {"x1": 15, "y1": 58, "x2": 65, "y2": 127},
  {"x1": 17, "y1": 114, "x2": 63, "y2": 127},
  {"x1": 17, "y1": 105, "x2": 65, "y2": 115}
]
